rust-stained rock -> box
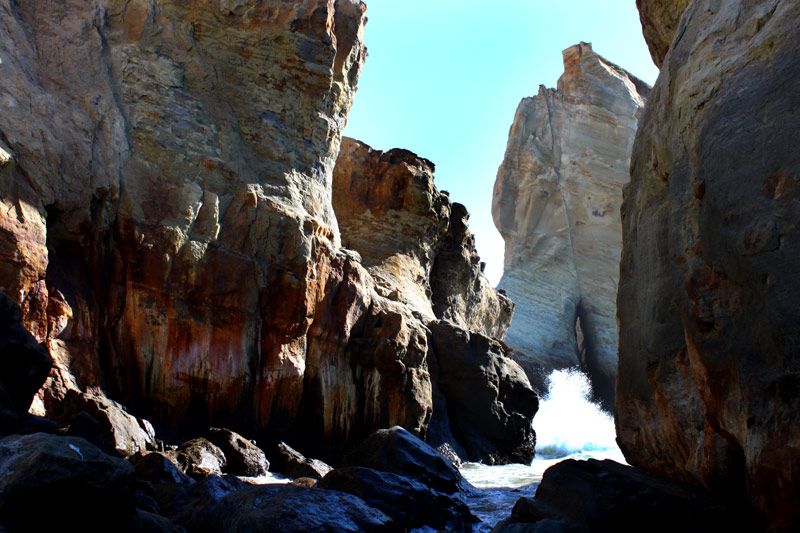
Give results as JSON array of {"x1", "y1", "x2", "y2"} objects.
[
  {"x1": 635, "y1": 0, "x2": 691, "y2": 68},
  {"x1": 333, "y1": 137, "x2": 514, "y2": 339},
  {"x1": 618, "y1": 1, "x2": 800, "y2": 529},
  {"x1": 0, "y1": 0, "x2": 368, "y2": 439},
  {"x1": 492, "y1": 43, "x2": 648, "y2": 406},
  {"x1": 0, "y1": 0, "x2": 535, "y2": 466}
]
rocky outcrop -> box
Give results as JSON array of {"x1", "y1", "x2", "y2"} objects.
[
  {"x1": 331, "y1": 137, "x2": 535, "y2": 462},
  {"x1": 635, "y1": 0, "x2": 691, "y2": 68},
  {"x1": 0, "y1": 0, "x2": 535, "y2": 465},
  {"x1": 492, "y1": 42, "x2": 648, "y2": 406},
  {"x1": 333, "y1": 137, "x2": 514, "y2": 338},
  {"x1": 492, "y1": 459, "x2": 750, "y2": 532},
  {"x1": 618, "y1": 1, "x2": 800, "y2": 529},
  {"x1": 0, "y1": 0, "x2": 368, "y2": 440}
]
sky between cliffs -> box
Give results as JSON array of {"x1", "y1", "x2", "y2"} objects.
[{"x1": 343, "y1": 0, "x2": 659, "y2": 286}]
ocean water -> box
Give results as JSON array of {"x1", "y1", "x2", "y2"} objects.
[{"x1": 460, "y1": 368, "x2": 625, "y2": 531}]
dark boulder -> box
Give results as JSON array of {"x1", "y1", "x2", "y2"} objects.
[
  {"x1": 157, "y1": 475, "x2": 238, "y2": 533},
  {"x1": 264, "y1": 441, "x2": 331, "y2": 480},
  {"x1": 136, "y1": 510, "x2": 186, "y2": 533},
  {"x1": 211, "y1": 484, "x2": 393, "y2": 532},
  {"x1": 428, "y1": 320, "x2": 537, "y2": 464},
  {"x1": 206, "y1": 428, "x2": 269, "y2": 477},
  {"x1": 128, "y1": 451, "x2": 193, "y2": 486},
  {"x1": 0, "y1": 433, "x2": 137, "y2": 530},
  {"x1": 0, "y1": 292, "x2": 51, "y2": 420},
  {"x1": 340, "y1": 426, "x2": 468, "y2": 494},
  {"x1": 62, "y1": 390, "x2": 155, "y2": 457},
  {"x1": 170, "y1": 437, "x2": 226, "y2": 479},
  {"x1": 529, "y1": 459, "x2": 753, "y2": 532},
  {"x1": 319, "y1": 466, "x2": 476, "y2": 531}
]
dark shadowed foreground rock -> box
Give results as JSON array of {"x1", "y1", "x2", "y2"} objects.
[
  {"x1": 0, "y1": 292, "x2": 51, "y2": 419},
  {"x1": 618, "y1": 1, "x2": 800, "y2": 528},
  {"x1": 428, "y1": 320, "x2": 537, "y2": 464},
  {"x1": 211, "y1": 484, "x2": 393, "y2": 532},
  {"x1": 340, "y1": 426, "x2": 467, "y2": 494},
  {"x1": 207, "y1": 428, "x2": 269, "y2": 477},
  {"x1": 0, "y1": 433, "x2": 137, "y2": 530},
  {"x1": 158, "y1": 475, "x2": 238, "y2": 533},
  {"x1": 319, "y1": 466, "x2": 476, "y2": 531},
  {"x1": 129, "y1": 451, "x2": 193, "y2": 486},
  {"x1": 264, "y1": 441, "x2": 331, "y2": 480},
  {"x1": 494, "y1": 459, "x2": 750, "y2": 533}
]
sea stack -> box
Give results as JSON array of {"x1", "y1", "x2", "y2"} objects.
[{"x1": 492, "y1": 42, "x2": 649, "y2": 406}]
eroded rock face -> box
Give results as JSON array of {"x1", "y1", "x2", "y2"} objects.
[
  {"x1": 618, "y1": 1, "x2": 800, "y2": 528},
  {"x1": 492, "y1": 42, "x2": 648, "y2": 406},
  {"x1": 332, "y1": 137, "x2": 534, "y2": 462},
  {"x1": 333, "y1": 137, "x2": 514, "y2": 338},
  {"x1": 0, "y1": 0, "x2": 371, "y2": 440},
  {"x1": 635, "y1": 0, "x2": 691, "y2": 68}
]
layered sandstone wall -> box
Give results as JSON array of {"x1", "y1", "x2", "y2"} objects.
[
  {"x1": 618, "y1": 1, "x2": 800, "y2": 528},
  {"x1": 492, "y1": 42, "x2": 648, "y2": 406}
]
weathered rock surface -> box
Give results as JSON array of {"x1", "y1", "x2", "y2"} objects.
[
  {"x1": 492, "y1": 42, "x2": 648, "y2": 406},
  {"x1": 618, "y1": 1, "x2": 800, "y2": 529},
  {"x1": 0, "y1": 0, "x2": 370, "y2": 440},
  {"x1": 211, "y1": 484, "x2": 393, "y2": 532},
  {"x1": 171, "y1": 438, "x2": 226, "y2": 479},
  {"x1": 493, "y1": 459, "x2": 748, "y2": 533},
  {"x1": 340, "y1": 426, "x2": 468, "y2": 494},
  {"x1": 0, "y1": 0, "x2": 534, "y2": 466},
  {"x1": 264, "y1": 441, "x2": 332, "y2": 480},
  {"x1": 428, "y1": 320, "x2": 537, "y2": 464},
  {"x1": 0, "y1": 292, "x2": 52, "y2": 419},
  {"x1": 332, "y1": 138, "x2": 534, "y2": 462},
  {"x1": 319, "y1": 466, "x2": 476, "y2": 531},
  {"x1": 0, "y1": 433, "x2": 138, "y2": 530},
  {"x1": 333, "y1": 137, "x2": 514, "y2": 338},
  {"x1": 635, "y1": 0, "x2": 691, "y2": 68}
]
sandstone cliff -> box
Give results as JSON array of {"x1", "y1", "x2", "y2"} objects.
[
  {"x1": 0, "y1": 0, "x2": 534, "y2": 463},
  {"x1": 618, "y1": 1, "x2": 800, "y2": 529},
  {"x1": 492, "y1": 42, "x2": 648, "y2": 406}
]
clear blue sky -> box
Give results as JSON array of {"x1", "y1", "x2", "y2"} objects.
[{"x1": 342, "y1": 1, "x2": 659, "y2": 286}]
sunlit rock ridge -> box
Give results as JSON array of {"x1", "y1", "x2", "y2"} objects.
[{"x1": 492, "y1": 42, "x2": 649, "y2": 406}]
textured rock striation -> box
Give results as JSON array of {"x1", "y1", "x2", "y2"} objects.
[
  {"x1": 0, "y1": 0, "x2": 534, "y2": 464},
  {"x1": 492, "y1": 42, "x2": 648, "y2": 406},
  {"x1": 332, "y1": 137, "x2": 534, "y2": 463},
  {"x1": 333, "y1": 137, "x2": 514, "y2": 338},
  {"x1": 618, "y1": 1, "x2": 800, "y2": 529},
  {"x1": 635, "y1": 0, "x2": 692, "y2": 68},
  {"x1": 0, "y1": 0, "x2": 370, "y2": 447}
]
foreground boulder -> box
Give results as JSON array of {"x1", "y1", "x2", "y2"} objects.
[
  {"x1": 494, "y1": 459, "x2": 750, "y2": 533},
  {"x1": 340, "y1": 426, "x2": 468, "y2": 494},
  {"x1": 206, "y1": 428, "x2": 269, "y2": 477},
  {"x1": 492, "y1": 43, "x2": 648, "y2": 407},
  {"x1": 264, "y1": 441, "x2": 331, "y2": 480},
  {"x1": 211, "y1": 484, "x2": 393, "y2": 532},
  {"x1": 319, "y1": 466, "x2": 476, "y2": 531},
  {"x1": 618, "y1": 1, "x2": 800, "y2": 528},
  {"x1": 428, "y1": 320, "x2": 537, "y2": 464},
  {"x1": 0, "y1": 433, "x2": 137, "y2": 530}
]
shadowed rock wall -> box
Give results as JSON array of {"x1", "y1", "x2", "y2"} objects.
[{"x1": 618, "y1": 1, "x2": 800, "y2": 528}]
